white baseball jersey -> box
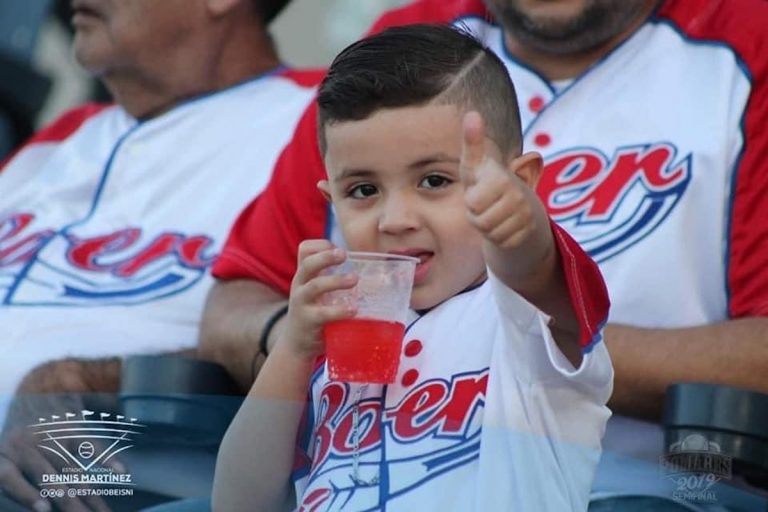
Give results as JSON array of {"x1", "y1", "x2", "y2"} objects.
[
  {"x1": 214, "y1": 1, "x2": 768, "y2": 500},
  {"x1": 441, "y1": 0, "x2": 767, "y2": 487},
  {"x1": 294, "y1": 271, "x2": 612, "y2": 511},
  {"x1": 0, "y1": 69, "x2": 319, "y2": 404}
]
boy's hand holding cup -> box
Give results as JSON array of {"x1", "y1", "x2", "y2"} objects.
[
  {"x1": 321, "y1": 252, "x2": 417, "y2": 384},
  {"x1": 282, "y1": 239, "x2": 358, "y2": 361},
  {"x1": 284, "y1": 239, "x2": 417, "y2": 384}
]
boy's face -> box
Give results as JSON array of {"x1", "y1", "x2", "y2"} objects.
[{"x1": 320, "y1": 104, "x2": 488, "y2": 311}]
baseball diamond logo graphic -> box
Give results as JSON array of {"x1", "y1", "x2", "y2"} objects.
[{"x1": 30, "y1": 411, "x2": 145, "y2": 475}]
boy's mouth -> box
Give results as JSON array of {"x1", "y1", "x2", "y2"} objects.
[{"x1": 388, "y1": 249, "x2": 434, "y2": 285}]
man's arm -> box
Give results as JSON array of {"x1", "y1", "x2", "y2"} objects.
[
  {"x1": 12, "y1": 347, "x2": 198, "y2": 396},
  {"x1": 198, "y1": 279, "x2": 288, "y2": 390},
  {"x1": 199, "y1": 104, "x2": 332, "y2": 390},
  {"x1": 606, "y1": 317, "x2": 768, "y2": 420},
  {"x1": 15, "y1": 358, "x2": 119, "y2": 395}
]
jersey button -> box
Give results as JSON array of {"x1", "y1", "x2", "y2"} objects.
[
  {"x1": 401, "y1": 369, "x2": 419, "y2": 387},
  {"x1": 528, "y1": 95, "x2": 545, "y2": 113},
  {"x1": 404, "y1": 339, "x2": 423, "y2": 357},
  {"x1": 534, "y1": 132, "x2": 552, "y2": 147}
]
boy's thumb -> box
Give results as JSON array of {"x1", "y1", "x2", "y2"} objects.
[{"x1": 460, "y1": 111, "x2": 487, "y2": 187}]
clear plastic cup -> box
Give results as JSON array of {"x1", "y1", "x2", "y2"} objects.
[{"x1": 321, "y1": 252, "x2": 417, "y2": 383}]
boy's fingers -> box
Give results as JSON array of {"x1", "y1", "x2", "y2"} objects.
[
  {"x1": 300, "y1": 273, "x2": 358, "y2": 303},
  {"x1": 297, "y1": 239, "x2": 336, "y2": 262},
  {"x1": 306, "y1": 304, "x2": 357, "y2": 325},
  {"x1": 294, "y1": 247, "x2": 346, "y2": 285},
  {"x1": 460, "y1": 111, "x2": 487, "y2": 186}
]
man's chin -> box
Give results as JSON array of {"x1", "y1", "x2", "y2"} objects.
[{"x1": 73, "y1": 40, "x2": 109, "y2": 75}]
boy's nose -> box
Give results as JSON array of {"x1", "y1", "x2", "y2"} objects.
[{"x1": 378, "y1": 196, "x2": 420, "y2": 234}]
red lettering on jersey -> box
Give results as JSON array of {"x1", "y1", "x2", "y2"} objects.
[
  {"x1": 68, "y1": 231, "x2": 215, "y2": 276},
  {"x1": 67, "y1": 229, "x2": 141, "y2": 271},
  {"x1": 0, "y1": 214, "x2": 216, "y2": 278},
  {"x1": 310, "y1": 371, "x2": 488, "y2": 471},
  {"x1": 434, "y1": 373, "x2": 488, "y2": 433},
  {"x1": 387, "y1": 382, "x2": 449, "y2": 439},
  {"x1": 113, "y1": 234, "x2": 214, "y2": 276},
  {"x1": 298, "y1": 488, "x2": 331, "y2": 512},
  {"x1": 0, "y1": 213, "x2": 33, "y2": 240},
  {"x1": 331, "y1": 401, "x2": 382, "y2": 456},
  {"x1": 0, "y1": 214, "x2": 53, "y2": 267},
  {"x1": 313, "y1": 382, "x2": 347, "y2": 470},
  {"x1": 114, "y1": 234, "x2": 179, "y2": 277},
  {"x1": 538, "y1": 144, "x2": 690, "y2": 219},
  {"x1": 177, "y1": 236, "x2": 216, "y2": 268},
  {"x1": 386, "y1": 373, "x2": 488, "y2": 439},
  {"x1": 538, "y1": 151, "x2": 603, "y2": 217}
]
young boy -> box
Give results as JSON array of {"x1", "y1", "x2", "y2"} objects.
[{"x1": 214, "y1": 24, "x2": 613, "y2": 512}]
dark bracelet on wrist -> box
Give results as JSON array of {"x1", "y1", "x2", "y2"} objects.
[
  {"x1": 251, "y1": 303, "x2": 289, "y2": 382},
  {"x1": 257, "y1": 302, "x2": 289, "y2": 354},
  {"x1": 259, "y1": 304, "x2": 289, "y2": 357}
]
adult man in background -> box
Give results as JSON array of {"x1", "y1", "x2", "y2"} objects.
[
  {"x1": 0, "y1": 0, "x2": 321, "y2": 509},
  {"x1": 202, "y1": 0, "x2": 768, "y2": 509}
]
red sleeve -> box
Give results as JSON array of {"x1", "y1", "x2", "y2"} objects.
[
  {"x1": 212, "y1": 102, "x2": 329, "y2": 294},
  {"x1": 278, "y1": 68, "x2": 326, "y2": 88},
  {"x1": 659, "y1": 0, "x2": 768, "y2": 317},
  {"x1": 0, "y1": 102, "x2": 110, "y2": 173},
  {"x1": 551, "y1": 221, "x2": 610, "y2": 350},
  {"x1": 367, "y1": 0, "x2": 489, "y2": 35},
  {"x1": 729, "y1": 57, "x2": 768, "y2": 317},
  {"x1": 720, "y1": 3, "x2": 768, "y2": 318}
]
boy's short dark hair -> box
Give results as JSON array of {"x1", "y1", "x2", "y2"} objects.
[{"x1": 317, "y1": 23, "x2": 522, "y2": 158}]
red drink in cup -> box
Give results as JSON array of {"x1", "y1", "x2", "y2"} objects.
[
  {"x1": 323, "y1": 318, "x2": 405, "y2": 384},
  {"x1": 321, "y1": 252, "x2": 417, "y2": 384}
]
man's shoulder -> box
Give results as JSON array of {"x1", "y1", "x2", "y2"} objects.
[
  {"x1": 0, "y1": 103, "x2": 114, "y2": 172},
  {"x1": 657, "y1": 0, "x2": 768, "y2": 67},
  {"x1": 369, "y1": 0, "x2": 489, "y2": 34},
  {"x1": 277, "y1": 68, "x2": 326, "y2": 88},
  {"x1": 29, "y1": 103, "x2": 114, "y2": 144}
]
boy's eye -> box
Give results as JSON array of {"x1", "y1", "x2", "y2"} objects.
[
  {"x1": 349, "y1": 183, "x2": 378, "y2": 198},
  {"x1": 419, "y1": 175, "x2": 452, "y2": 189}
]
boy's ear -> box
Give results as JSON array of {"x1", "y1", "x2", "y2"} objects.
[
  {"x1": 317, "y1": 180, "x2": 333, "y2": 203},
  {"x1": 508, "y1": 151, "x2": 543, "y2": 189}
]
